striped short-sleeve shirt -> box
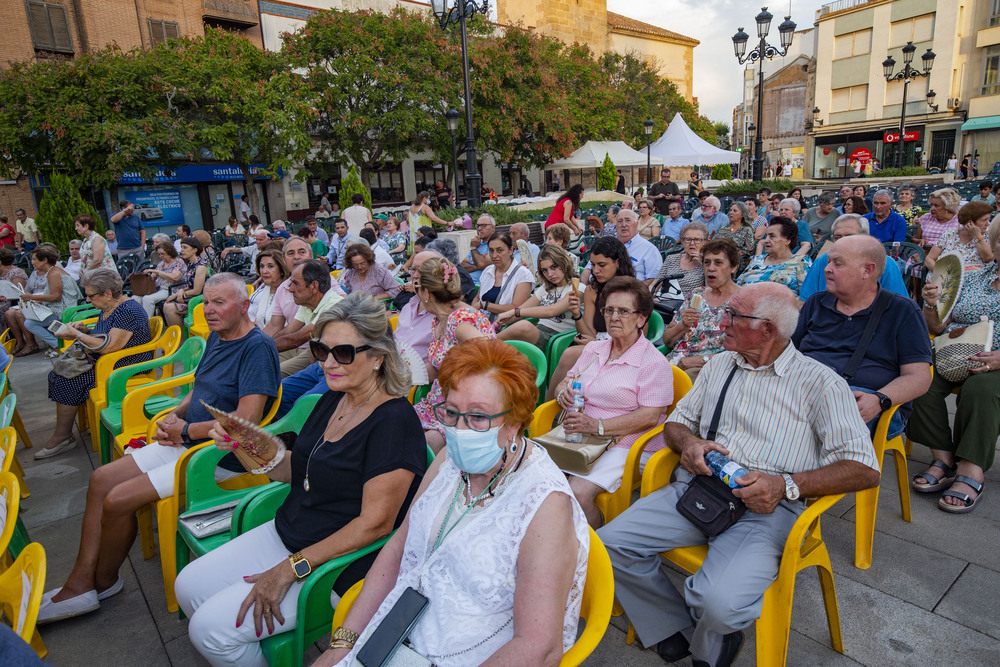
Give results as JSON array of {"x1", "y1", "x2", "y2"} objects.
[{"x1": 667, "y1": 345, "x2": 878, "y2": 475}]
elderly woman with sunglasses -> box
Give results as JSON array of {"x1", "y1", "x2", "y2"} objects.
[
  {"x1": 315, "y1": 339, "x2": 589, "y2": 667},
  {"x1": 177, "y1": 294, "x2": 428, "y2": 666},
  {"x1": 551, "y1": 276, "x2": 674, "y2": 528}
]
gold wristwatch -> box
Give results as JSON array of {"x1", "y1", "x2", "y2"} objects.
[
  {"x1": 288, "y1": 552, "x2": 312, "y2": 580},
  {"x1": 332, "y1": 626, "x2": 359, "y2": 644}
]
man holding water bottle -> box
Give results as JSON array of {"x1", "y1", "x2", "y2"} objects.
[{"x1": 598, "y1": 282, "x2": 880, "y2": 667}]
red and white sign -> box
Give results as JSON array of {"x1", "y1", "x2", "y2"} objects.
[
  {"x1": 850, "y1": 147, "x2": 872, "y2": 164},
  {"x1": 884, "y1": 131, "x2": 919, "y2": 143},
  {"x1": 823, "y1": 147, "x2": 831, "y2": 155}
]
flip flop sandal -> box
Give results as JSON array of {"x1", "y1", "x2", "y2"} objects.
[
  {"x1": 938, "y1": 476, "x2": 984, "y2": 514},
  {"x1": 912, "y1": 459, "x2": 957, "y2": 493},
  {"x1": 14, "y1": 346, "x2": 38, "y2": 357}
]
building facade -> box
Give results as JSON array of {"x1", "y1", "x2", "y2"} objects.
[
  {"x1": 957, "y1": 0, "x2": 1000, "y2": 175},
  {"x1": 808, "y1": 0, "x2": 967, "y2": 179}
]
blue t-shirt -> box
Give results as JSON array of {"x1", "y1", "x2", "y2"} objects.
[
  {"x1": 863, "y1": 211, "x2": 907, "y2": 243},
  {"x1": 660, "y1": 216, "x2": 689, "y2": 241},
  {"x1": 115, "y1": 213, "x2": 145, "y2": 249},
  {"x1": 792, "y1": 289, "x2": 931, "y2": 422},
  {"x1": 465, "y1": 240, "x2": 489, "y2": 282},
  {"x1": 187, "y1": 326, "x2": 280, "y2": 471},
  {"x1": 799, "y1": 253, "x2": 908, "y2": 301}
]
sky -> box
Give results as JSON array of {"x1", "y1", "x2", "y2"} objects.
[{"x1": 607, "y1": 0, "x2": 831, "y2": 125}]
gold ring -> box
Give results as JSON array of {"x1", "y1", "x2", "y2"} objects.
[{"x1": 263, "y1": 608, "x2": 272, "y2": 614}]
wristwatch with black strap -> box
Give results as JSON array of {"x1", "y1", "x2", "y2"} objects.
[
  {"x1": 873, "y1": 391, "x2": 892, "y2": 412},
  {"x1": 180, "y1": 422, "x2": 192, "y2": 445}
]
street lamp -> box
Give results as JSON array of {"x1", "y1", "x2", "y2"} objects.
[
  {"x1": 445, "y1": 108, "x2": 461, "y2": 203},
  {"x1": 431, "y1": 0, "x2": 489, "y2": 208},
  {"x1": 644, "y1": 119, "x2": 654, "y2": 193},
  {"x1": 732, "y1": 6, "x2": 796, "y2": 182},
  {"x1": 926, "y1": 90, "x2": 939, "y2": 113},
  {"x1": 883, "y1": 41, "x2": 935, "y2": 168}
]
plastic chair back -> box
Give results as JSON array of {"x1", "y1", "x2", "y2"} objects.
[
  {"x1": 0, "y1": 541, "x2": 46, "y2": 652},
  {"x1": 504, "y1": 340, "x2": 547, "y2": 394},
  {"x1": 645, "y1": 310, "x2": 665, "y2": 344},
  {"x1": 389, "y1": 315, "x2": 399, "y2": 331},
  {"x1": 0, "y1": 329, "x2": 14, "y2": 354},
  {"x1": 545, "y1": 330, "x2": 577, "y2": 384},
  {"x1": 0, "y1": 393, "x2": 15, "y2": 429},
  {"x1": 189, "y1": 303, "x2": 209, "y2": 340},
  {"x1": 0, "y1": 471, "x2": 20, "y2": 557}
]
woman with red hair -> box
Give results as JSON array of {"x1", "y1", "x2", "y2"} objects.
[{"x1": 316, "y1": 339, "x2": 590, "y2": 667}]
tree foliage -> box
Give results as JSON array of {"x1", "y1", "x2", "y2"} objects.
[
  {"x1": 339, "y1": 165, "x2": 371, "y2": 211},
  {"x1": 711, "y1": 164, "x2": 733, "y2": 180},
  {"x1": 597, "y1": 153, "x2": 617, "y2": 191},
  {"x1": 37, "y1": 173, "x2": 100, "y2": 252}
]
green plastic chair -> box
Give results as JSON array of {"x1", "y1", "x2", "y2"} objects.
[
  {"x1": 182, "y1": 295, "x2": 204, "y2": 337},
  {"x1": 545, "y1": 330, "x2": 577, "y2": 385},
  {"x1": 504, "y1": 340, "x2": 547, "y2": 402},
  {"x1": 61, "y1": 303, "x2": 98, "y2": 323},
  {"x1": 98, "y1": 336, "x2": 206, "y2": 464},
  {"x1": 645, "y1": 310, "x2": 665, "y2": 345}
]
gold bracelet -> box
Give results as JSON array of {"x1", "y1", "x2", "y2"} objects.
[{"x1": 328, "y1": 639, "x2": 355, "y2": 651}]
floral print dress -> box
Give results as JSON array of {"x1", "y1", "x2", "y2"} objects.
[
  {"x1": 668, "y1": 287, "x2": 731, "y2": 363},
  {"x1": 714, "y1": 224, "x2": 756, "y2": 272},
  {"x1": 737, "y1": 254, "x2": 812, "y2": 296},
  {"x1": 385, "y1": 231, "x2": 408, "y2": 264},
  {"x1": 934, "y1": 229, "x2": 988, "y2": 271},
  {"x1": 946, "y1": 262, "x2": 1000, "y2": 351},
  {"x1": 414, "y1": 307, "x2": 495, "y2": 435}
]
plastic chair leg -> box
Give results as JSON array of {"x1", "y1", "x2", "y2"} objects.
[
  {"x1": 816, "y1": 556, "x2": 844, "y2": 653},
  {"x1": 156, "y1": 497, "x2": 180, "y2": 613},
  {"x1": 11, "y1": 456, "x2": 30, "y2": 499},
  {"x1": 756, "y1": 583, "x2": 794, "y2": 667},
  {"x1": 853, "y1": 485, "x2": 879, "y2": 570},
  {"x1": 76, "y1": 406, "x2": 89, "y2": 434},
  {"x1": 138, "y1": 503, "x2": 155, "y2": 560},
  {"x1": 12, "y1": 408, "x2": 33, "y2": 449},
  {"x1": 29, "y1": 628, "x2": 47, "y2": 659},
  {"x1": 889, "y1": 444, "x2": 911, "y2": 523}
]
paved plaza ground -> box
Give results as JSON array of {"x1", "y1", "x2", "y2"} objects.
[{"x1": 10, "y1": 351, "x2": 1000, "y2": 666}]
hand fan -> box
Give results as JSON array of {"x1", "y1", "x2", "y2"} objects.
[{"x1": 200, "y1": 401, "x2": 285, "y2": 474}]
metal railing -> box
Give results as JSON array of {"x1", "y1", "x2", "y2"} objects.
[{"x1": 819, "y1": 0, "x2": 880, "y2": 16}]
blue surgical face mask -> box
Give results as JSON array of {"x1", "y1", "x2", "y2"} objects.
[{"x1": 444, "y1": 424, "x2": 504, "y2": 474}]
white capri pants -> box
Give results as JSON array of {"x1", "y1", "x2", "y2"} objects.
[
  {"x1": 132, "y1": 288, "x2": 169, "y2": 318},
  {"x1": 175, "y1": 520, "x2": 340, "y2": 667},
  {"x1": 128, "y1": 441, "x2": 241, "y2": 499}
]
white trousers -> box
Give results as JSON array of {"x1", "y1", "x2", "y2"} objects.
[
  {"x1": 176, "y1": 521, "x2": 324, "y2": 667},
  {"x1": 132, "y1": 289, "x2": 168, "y2": 317}
]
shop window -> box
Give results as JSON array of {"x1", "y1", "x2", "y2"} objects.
[
  {"x1": 307, "y1": 165, "x2": 342, "y2": 211},
  {"x1": 413, "y1": 161, "x2": 445, "y2": 195},
  {"x1": 889, "y1": 14, "x2": 935, "y2": 48},
  {"x1": 984, "y1": 46, "x2": 1000, "y2": 97},
  {"x1": 831, "y1": 84, "x2": 868, "y2": 113},
  {"x1": 366, "y1": 165, "x2": 404, "y2": 204},
  {"x1": 992, "y1": 0, "x2": 1000, "y2": 28},
  {"x1": 26, "y1": 1, "x2": 73, "y2": 54},
  {"x1": 833, "y1": 29, "x2": 871, "y2": 60},
  {"x1": 148, "y1": 19, "x2": 181, "y2": 45}
]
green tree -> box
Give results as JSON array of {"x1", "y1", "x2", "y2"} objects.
[
  {"x1": 36, "y1": 173, "x2": 100, "y2": 252},
  {"x1": 339, "y1": 165, "x2": 371, "y2": 211},
  {"x1": 713, "y1": 122, "x2": 731, "y2": 150},
  {"x1": 711, "y1": 164, "x2": 733, "y2": 180},
  {"x1": 597, "y1": 153, "x2": 617, "y2": 190}
]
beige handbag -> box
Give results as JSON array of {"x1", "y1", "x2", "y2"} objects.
[
  {"x1": 533, "y1": 411, "x2": 617, "y2": 476},
  {"x1": 933, "y1": 316, "x2": 994, "y2": 383}
]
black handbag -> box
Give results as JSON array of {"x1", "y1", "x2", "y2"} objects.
[
  {"x1": 676, "y1": 364, "x2": 748, "y2": 537},
  {"x1": 650, "y1": 272, "x2": 685, "y2": 321}
]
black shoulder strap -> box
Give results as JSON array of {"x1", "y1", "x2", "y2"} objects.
[
  {"x1": 705, "y1": 363, "x2": 740, "y2": 442},
  {"x1": 842, "y1": 289, "x2": 892, "y2": 382}
]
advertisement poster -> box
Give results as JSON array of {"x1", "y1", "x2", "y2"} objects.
[{"x1": 127, "y1": 190, "x2": 184, "y2": 227}]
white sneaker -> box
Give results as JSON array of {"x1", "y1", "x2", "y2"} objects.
[
  {"x1": 97, "y1": 576, "x2": 123, "y2": 601},
  {"x1": 36, "y1": 589, "x2": 99, "y2": 624}
]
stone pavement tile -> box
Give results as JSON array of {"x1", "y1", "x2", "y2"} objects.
[
  {"x1": 935, "y1": 564, "x2": 1000, "y2": 640},
  {"x1": 165, "y1": 634, "x2": 210, "y2": 666},
  {"x1": 18, "y1": 450, "x2": 91, "y2": 529},
  {"x1": 790, "y1": 566, "x2": 1000, "y2": 666},
  {"x1": 37, "y1": 589, "x2": 172, "y2": 667},
  {"x1": 821, "y1": 513, "x2": 967, "y2": 612},
  {"x1": 128, "y1": 532, "x2": 191, "y2": 644}
]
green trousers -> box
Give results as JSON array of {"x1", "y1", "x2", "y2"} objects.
[{"x1": 905, "y1": 370, "x2": 1000, "y2": 472}]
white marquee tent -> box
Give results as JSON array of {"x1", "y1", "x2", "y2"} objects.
[
  {"x1": 648, "y1": 113, "x2": 740, "y2": 167},
  {"x1": 547, "y1": 140, "x2": 663, "y2": 169}
]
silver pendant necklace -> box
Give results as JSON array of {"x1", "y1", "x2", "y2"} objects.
[{"x1": 303, "y1": 386, "x2": 379, "y2": 492}]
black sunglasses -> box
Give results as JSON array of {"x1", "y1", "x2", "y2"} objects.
[{"x1": 309, "y1": 340, "x2": 372, "y2": 365}]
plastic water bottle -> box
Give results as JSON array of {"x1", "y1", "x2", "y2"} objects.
[
  {"x1": 704, "y1": 451, "x2": 749, "y2": 489},
  {"x1": 565, "y1": 381, "x2": 585, "y2": 444}
]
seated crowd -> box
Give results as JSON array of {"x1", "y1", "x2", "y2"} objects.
[{"x1": 14, "y1": 181, "x2": 1000, "y2": 667}]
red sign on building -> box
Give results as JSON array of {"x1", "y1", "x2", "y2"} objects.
[{"x1": 884, "y1": 131, "x2": 919, "y2": 143}]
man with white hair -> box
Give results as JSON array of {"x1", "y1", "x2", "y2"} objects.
[
  {"x1": 460, "y1": 214, "x2": 495, "y2": 282},
  {"x1": 220, "y1": 229, "x2": 269, "y2": 275},
  {"x1": 580, "y1": 209, "x2": 662, "y2": 286},
  {"x1": 509, "y1": 222, "x2": 539, "y2": 270},
  {"x1": 799, "y1": 214, "x2": 908, "y2": 300},
  {"x1": 269, "y1": 220, "x2": 291, "y2": 239},
  {"x1": 863, "y1": 191, "x2": 906, "y2": 243},
  {"x1": 63, "y1": 240, "x2": 83, "y2": 280},
  {"x1": 599, "y1": 282, "x2": 880, "y2": 667},
  {"x1": 690, "y1": 196, "x2": 728, "y2": 235},
  {"x1": 794, "y1": 235, "x2": 931, "y2": 440}
]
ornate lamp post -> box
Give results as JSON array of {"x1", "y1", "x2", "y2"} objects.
[
  {"x1": 732, "y1": 7, "x2": 796, "y2": 182},
  {"x1": 644, "y1": 119, "x2": 654, "y2": 193},
  {"x1": 883, "y1": 42, "x2": 936, "y2": 169},
  {"x1": 445, "y1": 108, "x2": 461, "y2": 201},
  {"x1": 431, "y1": 0, "x2": 489, "y2": 207}
]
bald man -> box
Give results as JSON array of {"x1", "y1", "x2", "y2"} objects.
[
  {"x1": 509, "y1": 222, "x2": 539, "y2": 269},
  {"x1": 793, "y1": 234, "x2": 931, "y2": 439}
]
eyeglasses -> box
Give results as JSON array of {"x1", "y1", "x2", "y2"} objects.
[
  {"x1": 722, "y1": 306, "x2": 770, "y2": 323},
  {"x1": 433, "y1": 402, "x2": 509, "y2": 432},
  {"x1": 84, "y1": 291, "x2": 101, "y2": 300},
  {"x1": 680, "y1": 237, "x2": 705, "y2": 244},
  {"x1": 601, "y1": 306, "x2": 635, "y2": 319},
  {"x1": 309, "y1": 340, "x2": 372, "y2": 365}
]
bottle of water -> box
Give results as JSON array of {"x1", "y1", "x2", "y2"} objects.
[
  {"x1": 565, "y1": 381, "x2": 585, "y2": 443},
  {"x1": 704, "y1": 451, "x2": 749, "y2": 489}
]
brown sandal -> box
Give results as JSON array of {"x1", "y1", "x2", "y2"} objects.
[{"x1": 14, "y1": 345, "x2": 39, "y2": 357}]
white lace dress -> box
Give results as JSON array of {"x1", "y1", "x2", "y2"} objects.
[{"x1": 338, "y1": 444, "x2": 589, "y2": 667}]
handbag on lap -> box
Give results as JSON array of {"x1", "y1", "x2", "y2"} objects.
[{"x1": 933, "y1": 317, "x2": 994, "y2": 383}]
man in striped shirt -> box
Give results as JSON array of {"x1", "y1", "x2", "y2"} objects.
[{"x1": 599, "y1": 282, "x2": 880, "y2": 667}]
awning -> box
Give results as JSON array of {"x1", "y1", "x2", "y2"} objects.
[{"x1": 961, "y1": 116, "x2": 1000, "y2": 132}]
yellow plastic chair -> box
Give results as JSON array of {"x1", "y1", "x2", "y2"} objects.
[
  {"x1": 86, "y1": 319, "x2": 175, "y2": 452},
  {"x1": 189, "y1": 303, "x2": 210, "y2": 340},
  {"x1": 389, "y1": 314, "x2": 398, "y2": 331},
  {"x1": 330, "y1": 527, "x2": 614, "y2": 666},
  {"x1": 0, "y1": 542, "x2": 47, "y2": 658},
  {"x1": 0, "y1": 424, "x2": 28, "y2": 501},
  {"x1": 111, "y1": 371, "x2": 198, "y2": 463},
  {"x1": 621, "y1": 449, "x2": 844, "y2": 667},
  {"x1": 140, "y1": 386, "x2": 281, "y2": 607},
  {"x1": 0, "y1": 471, "x2": 20, "y2": 559},
  {"x1": 0, "y1": 361, "x2": 34, "y2": 451},
  {"x1": 853, "y1": 405, "x2": 911, "y2": 569},
  {"x1": 0, "y1": 328, "x2": 14, "y2": 353}
]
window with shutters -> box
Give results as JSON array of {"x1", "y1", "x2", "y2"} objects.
[
  {"x1": 26, "y1": 1, "x2": 74, "y2": 54},
  {"x1": 147, "y1": 19, "x2": 181, "y2": 46}
]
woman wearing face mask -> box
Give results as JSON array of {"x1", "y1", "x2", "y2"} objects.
[
  {"x1": 177, "y1": 294, "x2": 427, "y2": 666},
  {"x1": 315, "y1": 338, "x2": 589, "y2": 667}
]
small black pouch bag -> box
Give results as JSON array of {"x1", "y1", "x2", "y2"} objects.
[{"x1": 676, "y1": 364, "x2": 748, "y2": 537}]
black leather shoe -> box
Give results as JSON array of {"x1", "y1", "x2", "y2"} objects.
[
  {"x1": 691, "y1": 630, "x2": 744, "y2": 667},
  {"x1": 655, "y1": 631, "x2": 691, "y2": 662}
]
